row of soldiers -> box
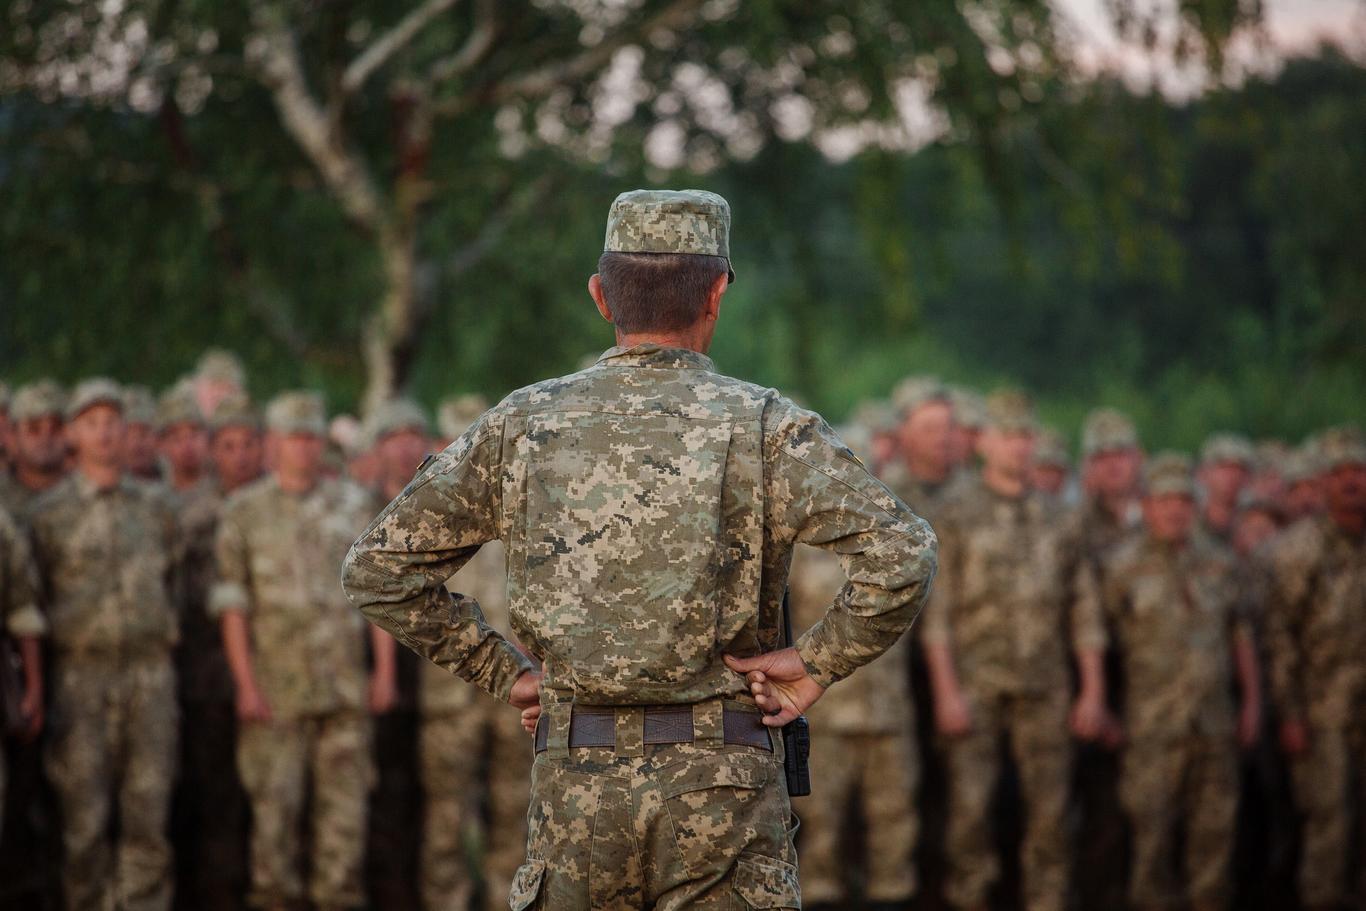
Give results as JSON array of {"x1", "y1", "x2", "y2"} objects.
[
  {"x1": 0, "y1": 352, "x2": 1362, "y2": 911},
  {"x1": 788, "y1": 377, "x2": 1365, "y2": 911}
]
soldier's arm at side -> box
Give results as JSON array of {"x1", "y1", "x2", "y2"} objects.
[
  {"x1": 341, "y1": 418, "x2": 535, "y2": 703},
  {"x1": 918, "y1": 511, "x2": 970, "y2": 736},
  {"x1": 1263, "y1": 532, "x2": 1311, "y2": 753},
  {"x1": 208, "y1": 503, "x2": 271, "y2": 722},
  {"x1": 2, "y1": 512, "x2": 47, "y2": 741},
  {"x1": 1067, "y1": 534, "x2": 1109, "y2": 740}
]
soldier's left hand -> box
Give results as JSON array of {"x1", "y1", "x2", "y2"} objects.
[
  {"x1": 1237, "y1": 699, "x2": 1262, "y2": 749},
  {"x1": 1068, "y1": 692, "x2": 1107, "y2": 742}
]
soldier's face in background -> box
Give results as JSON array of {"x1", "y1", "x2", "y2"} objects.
[
  {"x1": 66, "y1": 404, "x2": 126, "y2": 468},
  {"x1": 1233, "y1": 508, "x2": 1279, "y2": 556},
  {"x1": 1282, "y1": 478, "x2": 1325, "y2": 520},
  {"x1": 899, "y1": 401, "x2": 953, "y2": 474},
  {"x1": 978, "y1": 427, "x2": 1035, "y2": 480},
  {"x1": 272, "y1": 431, "x2": 325, "y2": 478},
  {"x1": 14, "y1": 414, "x2": 68, "y2": 472},
  {"x1": 1085, "y1": 448, "x2": 1141, "y2": 497},
  {"x1": 1032, "y1": 464, "x2": 1067, "y2": 495},
  {"x1": 377, "y1": 429, "x2": 428, "y2": 490},
  {"x1": 160, "y1": 422, "x2": 208, "y2": 475},
  {"x1": 1324, "y1": 463, "x2": 1366, "y2": 523},
  {"x1": 1199, "y1": 460, "x2": 1250, "y2": 506},
  {"x1": 122, "y1": 421, "x2": 160, "y2": 476},
  {"x1": 1143, "y1": 492, "x2": 1195, "y2": 543},
  {"x1": 211, "y1": 426, "x2": 263, "y2": 491}
]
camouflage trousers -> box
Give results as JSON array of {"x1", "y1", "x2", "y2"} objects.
[
  {"x1": 798, "y1": 728, "x2": 919, "y2": 904},
  {"x1": 237, "y1": 712, "x2": 375, "y2": 910},
  {"x1": 1120, "y1": 733, "x2": 1238, "y2": 909},
  {"x1": 46, "y1": 654, "x2": 178, "y2": 911},
  {"x1": 1288, "y1": 723, "x2": 1366, "y2": 908},
  {"x1": 511, "y1": 703, "x2": 801, "y2": 910},
  {"x1": 942, "y1": 689, "x2": 1071, "y2": 911},
  {"x1": 419, "y1": 702, "x2": 532, "y2": 911}
]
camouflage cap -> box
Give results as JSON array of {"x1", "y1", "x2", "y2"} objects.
[
  {"x1": 1280, "y1": 443, "x2": 1321, "y2": 486},
  {"x1": 437, "y1": 393, "x2": 490, "y2": 440},
  {"x1": 1144, "y1": 451, "x2": 1195, "y2": 497},
  {"x1": 948, "y1": 387, "x2": 987, "y2": 430},
  {"x1": 157, "y1": 386, "x2": 205, "y2": 431},
  {"x1": 66, "y1": 378, "x2": 125, "y2": 420},
  {"x1": 604, "y1": 189, "x2": 734, "y2": 282},
  {"x1": 1318, "y1": 424, "x2": 1366, "y2": 471},
  {"x1": 1081, "y1": 408, "x2": 1139, "y2": 457},
  {"x1": 1200, "y1": 432, "x2": 1255, "y2": 467},
  {"x1": 369, "y1": 398, "x2": 430, "y2": 442},
  {"x1": 850, "y1": 399, "x2": 899, "y2": 436},
  {"x1": 210, "y1": 392, "x2": 261, "y2": 434},
  {"x1": 1034, "y1": 426, "x2": 1070, "y2": 467},
  {"x1": 122, "y1": 385, "x2": 157, "y2": 426},
  {"x1": 891, "y1": 376, "x2": 949, "y2": 418},
  {"x1": 11, "y1": 380, "x2": 67, "y2": 422},
  {"x1": 1255, "y1": 439, "x2": 1290, "y2": 475},
  {"x1": 265, "y1": 391, "x2": 327, "y2": 436},
  {"x1": 983, "y1": 388, "x2": 1038, "y2": 433},
  {"x1": 195, "y1": 348, "x2": 246, "y2": 387}
]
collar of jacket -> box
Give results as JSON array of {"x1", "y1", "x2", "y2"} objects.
[{"x1": 595, "y1": 343, "x2": 716, "y2": 373}]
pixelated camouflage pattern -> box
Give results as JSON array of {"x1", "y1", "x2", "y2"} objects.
[
  {"x1": 210, "y1": 475, "x2": 375, "y2": 718},
  {"x1": 1144, "y1": 450, "x2": 1195, "y2": 498},
  {"x1": 343, "y1": 344, "x2": 936, "y2": 706},
  {"x1": 264, "y1": 389, "x2": 327, "y2": 436},
  {"x1": 1081, "y1": 407, "x2": 1138, "y2": 457},
  {"x1": 65, "y1": 376, "x2": 124, "y2": 420},
  {"x1": 9, "y1": 379, "x2": 66, "y2": 422},
  {"x1": 0, "y1": 503, "x2": 44, "y2": 639},
  {"x1": 983, "y1": 387, "x2": 1038, "y2": 432},
  {"x1": 603, "y1": 189, "x2": 731, "y2": 260},
  {"x1": 0, "y1": 471, "x2": 53, "y2": 524},
  {"x1": 1200, "y1": 432, "x2": 1255, "y2": 467}
]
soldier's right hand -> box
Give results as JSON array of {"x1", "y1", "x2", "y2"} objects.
[
  {"x1": 1278, "y1": 718, "x2": 1309, "y2": 756},
  {"x1": 236, "y1": 684, "x2": 273, "y2": 723},
  {"x1": 933, "y1": 690, "x2": 973, "y2": 738}
]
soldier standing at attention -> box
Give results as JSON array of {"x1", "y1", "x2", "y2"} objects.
[
  {"x1": 29, "y1": 379, "x2": 181, "y2": 911},
  {"x1": 212, "y1": 391, "x2": 398, "y2": 911},
  {"x1": 343, "y1": 189, "x2": 937, "y2": 910},
  {"x1": 209, "y1": 392, "x2": 265, "y2": 494},
  {"x1": 1031, "y1": 427, "x2": 1071, "y2": 500},
  {"x1": 1265, "y1": 428, "x2": 1366, "y2": 911},
  {"x1": 120, "y1": 385, "x2": 163, "y2": 482},
  {"x1": 921, "y1": 390, "x2": 1107, "y2": 911},
  {"x1": 0, "y1": 380, "x2": 69, "y2": 520},
  {"x1": 882, "y1": 376, "x2": 956, "y2": 515},
  {"x1": 1280, "y1": 442, "x2": 1326, "y2": 523},
  {"x1": 1198, "y1": 434, "x2": 1255, "y2": 544},
  {"x1": 1091, "y1": 453, "x2": 1262, "y2": 911}
]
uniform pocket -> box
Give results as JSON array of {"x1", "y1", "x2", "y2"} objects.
[
  {"x1": 731, "y1": 854, "x2": 801, "y2": 909},
  {"x1": 662, "y1": 754, "x2": 779, "y2": 881},
  {"x1": 508, "y1": 860, "x2": 546, "y2": 911}
]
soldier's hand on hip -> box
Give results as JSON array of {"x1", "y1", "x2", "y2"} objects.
[
  {"x1": 509, "y1": 669, "x2": 542, "y2": 711},
  {"x1": 521, "y1": 704, "x2": 542, "y2": 735},
  {"x1": 723, "y1": 648, "x2": 825, "y2": 727}
]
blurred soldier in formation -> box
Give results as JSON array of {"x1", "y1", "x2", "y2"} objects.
[
  {"x1": 1091, "y1": 452, "x2": 1262, "y2": 911},
  {"x1": 1031, "y1": 427, "x2": 1071, "y2": 499},
  {"x1": 0, "y1": 380, "x2": 69, "y2": 520},
  {"x1": 192, "y1": 349, "x2": 247, "y2": 421},
  {"x1": 947, "y1": 387, "x2": 986, "y2": 476},
  {"x1": 121, "y1": 385, "x2": 162, "y2": 482},
  {"x1": 1265, "y1": 428, "x2": 1366, "y2": 911},
  {"x1": 882, "y1": 377, "x2": 957, "y2": 513},
  {"x1": 1281, "y1": 441, "x2": 1327, "y2": 522},
  {"x1": 30, "y1": 379, "x2": 181, "y2": 911},
  {"x1": 1198, "y1": 433, "x2": 1256, "y2": 543},
  {"x1": 212, "y1": 391, "x2": 398, "y2": 911},
  {"x1": 922, "y1": 390, "x2": 1107, "y2": 911},
  {"x1": 1252, "y1": 440, "x2": 1290, "y2": 507},
  {"x1": 209, "y1": 392, "x2": 266, "y2": 494},
  {"x1": 849, "y1": 399, "x2": 901, "y2": 478}
]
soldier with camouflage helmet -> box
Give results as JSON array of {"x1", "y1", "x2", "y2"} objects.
[
  {"x1": 0, "y1": 380, "x2": 69, "y2": 521},
  {"x1": 213, "y1": 391, "x2": 398, "y2": 911},
  {"x1": 1264, "y1": 427, "x2": 1366, "y2": 911},
  {"x1": 1088, "y1": 452, "x2": 1262, "y2": 911},
  {"x1": 343, "y1": 188, "x2": 937, "y2": 910},
  {"x1": 921, "y1": 389, "x2": 1107, "y2": 911},
  {"x1": 29, "y1": 378, "x2": 182, "y2": 911}
]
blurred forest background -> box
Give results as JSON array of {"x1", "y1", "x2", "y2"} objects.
[{"x1": 2, "y1": 0, "x2": 1365, "y2": 450}]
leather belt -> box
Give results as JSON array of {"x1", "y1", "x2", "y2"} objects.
[{"x1": 534, "y1": 704, "x2": 772, "y2": 754}]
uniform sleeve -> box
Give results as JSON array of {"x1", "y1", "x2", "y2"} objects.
[
  {"x1": 768, "y1": 408, "x2": 938, "y2": 689},
  {"x1": 1264, "y1": 531, "x2": 1314, "y2": 720},
  {"x1": 341, "y1": 417, "x2": 535, "y2": 702},
  {"x1": 1066, "y1": 520, "x2": 1108, "y2": 653},
  {"x1": 208, "y1": 503, "x2": 252, "y2": 616},
  {"x1": 0, "y1": 512, "x2": 46, "y2": 638},
  {"x1": 917, "y1": 509, "x2": 957, "y2": 647}
]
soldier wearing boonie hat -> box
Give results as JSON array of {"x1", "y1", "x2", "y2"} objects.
[
  {"x1": 343, "y1": 188, "x2": 937, "y2": 910},
  {"x1": 1198, "y1": 433, "x2": 1256, "y2": 543}
]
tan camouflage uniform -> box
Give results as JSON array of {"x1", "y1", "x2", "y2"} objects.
[
  {"x1": 923, "y1": 474, "x2": 1103, "y2": 911},
  {"x1": 344, "y1": 325, "x2": 936, "y2": 911},
  {"x1": 1091, "y1": 514, "x2": 1250, "y2": 910},
  {"x1": 418, "y1": 540, "x2": 534, "y2": 911},
  {"x1": 0, "y1": 503, "x2": 46, "y2": 838},
  {"x1": 211, "y1": 473, "x2": 379, "y2": 911},
  {"x1": 30, "y1": 470, "x2": 181, "y2": 911},
  {"x1": 1265, "y1": 512, "x2": 1366, "y2": 909}
]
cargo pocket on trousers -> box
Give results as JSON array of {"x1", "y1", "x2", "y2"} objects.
[
  {"x1": 731, "y1": 854, "x2": 801, "y2": 909},
  {"x1": 508, "y1": 860, "x2": 546, "y2": 911}
]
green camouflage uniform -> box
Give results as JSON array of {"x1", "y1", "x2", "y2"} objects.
[
  {"x1": 1265, "y1": 512, "x2": 1366, "y2": 908},
  {"x1": 923, "y1": 473, "x2": 1103, "y2": 911},
  {"x1": 210, "y1": 472, "x2": 378, "y2": 911},
  {"x1": 1091, "y1": 509, "x2": 1249, "y2": 910},
  {"x1": 30, "y1": 471, "x2": 181, "y2": 911},
  {"x1": 0, "y1": 503, "x2": 46, "y2": 839},
  {"x1": 343, "y1": 333, "x2": 937, "y2": 910}
]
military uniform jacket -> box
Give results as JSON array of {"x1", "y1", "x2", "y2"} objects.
[
  {"x1": 1092, "y1": 531, "x2": 1249, "y2": 739},
  {"x1": 343, "y1": 344, "x2": 937, "y2": 707},
  {"x1": 0, "y1": 504, "x2": 45, "y2": 639},
  {"x1": 1265, "y1": 515, "x2": 1366, "y2": 727},
  {"x1": 29, "y1": 474, "x2": 178, "y2": 661},
  {"x1": 210, "y1": 475, "x2": 375, "y2": 719},
  {"x1": 921, "y1": 475, "x2": 1105, "y2": 697},
  {"x1": 421, "y1": 540, "x2": 515, "y2": 714}
]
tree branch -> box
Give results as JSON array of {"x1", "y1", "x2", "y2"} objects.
[
  {"x1": 342, "y1": 0, "x2": 463, "y2": 95},
  {"x1": 428, "y1": 0, "x2": 497, "y2": 84},
  {"x1": 246, "y1": 3, "x2": 386, "y2": 232},
  {"x1": 441, "y1": 173, "x2": 556, "y2": 283}
]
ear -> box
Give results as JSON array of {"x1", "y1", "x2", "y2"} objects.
[
  {"x1": 703, "y1": 270, "x2": 728, "y2": 322},
  {"x1": 589, "y1": 274, "x2": 612, "y2": 323}
]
